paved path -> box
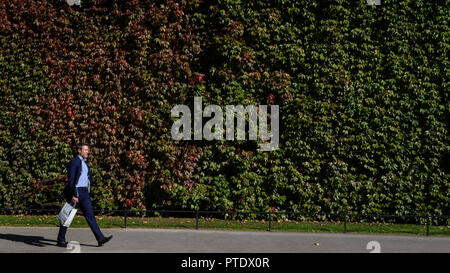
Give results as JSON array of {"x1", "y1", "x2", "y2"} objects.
[{"x1": 0, "y1": 226, "x2": 449, "y2": 253}]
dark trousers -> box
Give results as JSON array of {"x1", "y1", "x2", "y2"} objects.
[{"x1": 57, "y1": 187, "x2": 104, "y2": 242}]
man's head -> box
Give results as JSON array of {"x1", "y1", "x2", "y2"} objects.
[{"x1": 77, "y1": 142, "x2": 89, "y2": 159}]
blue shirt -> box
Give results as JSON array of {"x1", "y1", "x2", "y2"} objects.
[{"x1": 76, "y1": 155, "x2": 90, "y2": 188}]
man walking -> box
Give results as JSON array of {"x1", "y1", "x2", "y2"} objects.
[{"x1": 57, "y1": 142, "x2": 113, "y2": 247}]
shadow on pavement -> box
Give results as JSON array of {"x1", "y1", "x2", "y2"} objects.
[
  {"x1": 0, "y1": 233, "x2": 57, "y2": 247},
  {"x1": 0, "y1": 233, "x2": 97, "y2": 248}
]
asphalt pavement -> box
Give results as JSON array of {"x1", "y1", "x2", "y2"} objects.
[{"x1": 0, "y1": 226, "x2": 449, "y2": 253}]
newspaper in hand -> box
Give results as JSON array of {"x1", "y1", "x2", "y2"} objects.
[{"x1": 57, "y1": 202, "x2": 78, "y2": 227}]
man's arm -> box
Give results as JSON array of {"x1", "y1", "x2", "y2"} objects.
[{"x1": 67, "y1": 159, "x2": 79, "y2": 202}]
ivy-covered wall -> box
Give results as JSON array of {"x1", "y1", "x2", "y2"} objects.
[{"x1": 0, "y1": 0, "x2": 448, "y2": 217}]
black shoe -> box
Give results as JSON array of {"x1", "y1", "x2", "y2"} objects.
[
  {"x1": 98, "y1": 235, "x2": 113, "y2": 247},
  {"x1": 56, "y1": 241, "x2": 68, "y2": 247}
]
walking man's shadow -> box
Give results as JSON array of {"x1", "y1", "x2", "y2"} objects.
[
  {"x1": 0, "y1": 233, "x2": 56, "y2": 247},
  {"x1": 0, "y1": 233, "x2": 97, "y2": 248}
]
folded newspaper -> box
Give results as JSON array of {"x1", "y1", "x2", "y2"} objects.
[{"x1": 57, "y1": 202, "x2": 78, "y2": 227}]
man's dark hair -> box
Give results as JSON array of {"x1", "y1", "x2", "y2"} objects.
[{"x1": 77, "y1": 142, "x2": 89, "y2": 151}]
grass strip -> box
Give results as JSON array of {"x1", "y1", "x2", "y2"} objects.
[{"x1": 0, "y1": 215, "x2": 449, "y2": 237}]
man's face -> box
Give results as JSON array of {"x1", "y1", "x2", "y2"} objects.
[{"x1": 78, "y1": 145, "x2": 89, "y2": 159}]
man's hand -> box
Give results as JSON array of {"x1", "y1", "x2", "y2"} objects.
[{"x1": 72, "y1": 196, "x2": 79, "y2": 204}]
